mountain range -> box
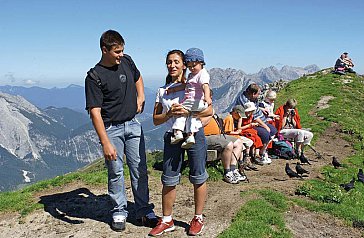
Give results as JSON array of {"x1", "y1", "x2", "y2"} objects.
[{"x1": 0, "y1": 64, "x2": 319, "y2": 191}]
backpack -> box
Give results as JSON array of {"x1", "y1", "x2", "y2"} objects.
[{"x1": 271, "y1": 139, "x2": 296, "y2": 160}]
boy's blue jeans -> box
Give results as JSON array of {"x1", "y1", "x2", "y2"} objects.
[{"x1": 105, "y1": 118, "x2": 154, "y2": 219}]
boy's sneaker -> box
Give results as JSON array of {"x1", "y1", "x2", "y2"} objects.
[
  {"x1": 188, "y1": 216, "x2": 204, "y2": 236},
  {"x1": 233, "y1": 169, "x2": 246, "y2": 182},
  {"x1": 111, "y1": 215, "x2": 126, "y2": 232},
  {"x1": 224, "y1": 171, "x2": 238, "y2": 184},
  {"x1": 148, "y1": 219, "x2": 175, "y2": 236},
  {"x1": 181, "y1": 135, "x2": 195, "y2": 149},
  {"x1": 170, "y1": 131, "x2": 184, "y2": 144}
]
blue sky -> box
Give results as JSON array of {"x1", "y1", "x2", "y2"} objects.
[{"x1": 0, "y1": 0, "x2": 363, "y2": 89}]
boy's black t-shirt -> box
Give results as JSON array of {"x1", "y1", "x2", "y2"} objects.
[{"x1": 85, "y1": 55, "x2": 140, "y2": 124}]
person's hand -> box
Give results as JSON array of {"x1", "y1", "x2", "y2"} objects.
[
  {"x1": 170, "y1": 103, "x2": 189, "y2": 117},
  {"x1": 261, "y1": 108, "x2": 269, "y2": 116},
  {"x1": 103, "y1": 142, "x2": 117, "y2": 161},
  {"x1": 137, "y1": 97, "x2": 145, "y2": 113},
  {"x1": 273, "y1": 115, "x2": 280, "y2": 120},
  {"x1": 251, "y1": 122, "x2": 259, "y2": 127}
]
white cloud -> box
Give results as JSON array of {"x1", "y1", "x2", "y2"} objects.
[{"x1": 23, "y1": 79, "x2": 39, "y2": 85}]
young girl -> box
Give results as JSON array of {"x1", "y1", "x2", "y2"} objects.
[
  {"x1": 259, "y1": 90, "x2": 280, "y2": 123},
  {"x1": 168, "y1": 48, "x2": 212, "y2": 149},
  {"x1": 238, "y1": 102, "x2": 264, "y2": 165}
]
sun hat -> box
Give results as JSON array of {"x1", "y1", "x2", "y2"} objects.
[
  {"x1": 233, "y1": 105, "x2": 247, "y2": 118},
  {"x1": 185, "y1": 48, "x2": 205, "y2": 63},
  {"x1": 243, "y1": 102, "x2": 257, "y2": 112}
]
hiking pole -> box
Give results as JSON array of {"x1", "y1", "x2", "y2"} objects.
[
  {"x1": 307, "y1": 144, "x2": 324, "y2": 159},
  {"x1": 232, "y1": 151, "x2": 250, "y2": 183}
]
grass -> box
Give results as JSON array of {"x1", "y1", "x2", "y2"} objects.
[
  {"x1": 219, "y1": 71, "x2": 364, "y2": 236},
  {"x1": 219, "y1": 190, "x2": 291, "y2": 238}
]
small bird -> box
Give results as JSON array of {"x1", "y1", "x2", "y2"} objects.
[
  {"x1": 299, "y1": 154, "x2": 311, "y2": 165},
  {"x1": 295, "y1": 162, "x2": 310, "y2": 176},
  {"x1": 340, "y1": 177, "x2": 355, "y2": 191},
  {"x1": 332, "y1": 156, "x2": 342, "y2": 168},
  {"x1": 285, "y1": 163, "x2": 301, "y2": 178},
  {"x1": 358, "y1": 169, "x2": 364, "y2": 183}
]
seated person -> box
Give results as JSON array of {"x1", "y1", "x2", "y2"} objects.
[
  {"x1": 203, "y1": 113, "x2": 247, "y2": 184},
  {"x1": 259, "y1": 90, "x2": 280, "y2": 123},
  {"x1": 235, "y1": 83, "x2": 277, "y2": 164},
  {"x1": 334, "y1": 52, "x2": 355, "y2": 74},
  {"x1": 223, "y1": 106, "x2": 255, "y2": 165},
  {"x1": 238, "y1": 102, "x2": 264, "y2": 165},
  {"x1": 274, "y1": 99, "x2": 313, "y2": 161}
]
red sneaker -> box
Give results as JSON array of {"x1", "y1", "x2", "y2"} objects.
[
  {"x1": 148, "y1": 219, "x2": 175, "y2": 236},
  {"x1": 188, "y1": 216, "x2": 204, "y2": 236}
]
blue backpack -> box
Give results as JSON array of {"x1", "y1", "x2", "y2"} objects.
[{"x1": 271, "y1": 140, "x2": 296, "y2": 160}]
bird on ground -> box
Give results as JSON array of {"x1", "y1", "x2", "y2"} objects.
[
  {"x1": 285, "y1": 163, "x2": 301, "y2": 178},
  {"x1": 299, "y1": 154, "x2": 311, "y2": 165},
  {"x1": 295, "y1": 162, "x2": 310, "y2": 176},
  {"x1": 332, "y1": 156, "x2": 342, "y2": 168},
  {"x1": 340, "y1": 177, "x2": 355, "y2": 191},
  {"x1": 358, "y1": 169, "x2": 364, "y2": 183}
]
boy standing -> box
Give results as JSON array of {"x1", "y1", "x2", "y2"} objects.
[{"x1": 85, "y1": 30, "x2": 157, "y2": 232}]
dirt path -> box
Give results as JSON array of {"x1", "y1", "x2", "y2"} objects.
[{"x1": 0, "y1": 97, "x2": 363, "y2": 237}]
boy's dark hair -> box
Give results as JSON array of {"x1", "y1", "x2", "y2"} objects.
[
  {"x1": 100, "y1": 30, "x2": 125, "y2": 50},
  {"x1": 246, "y1": 83, "x2": 260, "y2": 94}
]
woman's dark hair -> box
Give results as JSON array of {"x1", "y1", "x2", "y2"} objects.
[
  {"x1": 165, "y1": 49, "x2": 186, "y2": 85},
  {"x1": 100, "y1": 30, "x2": 125, "y2": 50}
]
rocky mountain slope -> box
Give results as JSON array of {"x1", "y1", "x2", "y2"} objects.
[{"x1": 0, "y1": 92, "x2": 101, "y2": 191}]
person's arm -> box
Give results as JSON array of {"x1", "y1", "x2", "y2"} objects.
[
  {"x1": 90, "y1": 107, "x2": 117, "y2": 161},
  {"x1": 153, "y1": 102, "x2": 173, "y2": 126},
  {"x1": 197, "y1": 104, "x2": 213, "y2": 126},
  {"x1": 135, "y1": 75, "x2": 145, "y2": 113},
  {"x1": 202, "y1": 84, "x2": 212, "y2": 105}
]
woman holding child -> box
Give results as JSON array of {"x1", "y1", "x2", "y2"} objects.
[{"x1": 149, "y1": 49, "x2": 212, "y2": 236}]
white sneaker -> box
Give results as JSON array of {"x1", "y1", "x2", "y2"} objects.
[
  {"x1": 181, "y1": 135, "x2": 195, "y2": 149},
  {"x1": 171, "y1": 131, "x2": 184, "y2": 144},
  {"x1": 224, "y1": 171, "x2": 238, "y2": 184},
  {"x1": 233, "y1": 169, "x2": 246, "y2": 182},
  {"x1": 263, "y1": 153, "x2": 272, "y2": 164}
]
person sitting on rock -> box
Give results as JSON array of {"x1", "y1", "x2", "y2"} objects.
[{"x1": 334, "y1": 52, "x2": 355, "y2": 75}]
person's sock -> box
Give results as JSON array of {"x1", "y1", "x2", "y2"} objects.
[
  {"x1": 194, "y1": 214, "x2": 203, "y2": 220},
  {"x1": 230, "y1": 165, "x2": 236, "y2": 171},
  {"x1": 224, "y1": 169, "x2": 230, "y2": 175},
  {"x1": 162, "y1": 215, "x2": 172, "y2": 223}
]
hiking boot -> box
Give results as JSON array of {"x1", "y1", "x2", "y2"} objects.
[
  {"x1": 171, "y1": 131, "x2": 184, "y2": 144},
  {"x1": 111, "y1": 215, "x2": 126, "y2": 232},
  {"x1": 148, "y1": 219, "x2": 175, "y2": 236},
  {"x1": 181, "y1": 135, "x2": 195, "y2": 149},
  {"x1": 233, "y1": 169, "x2": 246, "y2": 182},
  {"x1": 188, "y1": 216, "x2": 204, "y2": 236},
  {"x1": 224, "y1": 171, "x2": 238, "y2": 184},
  {"x1": 137, "y1": 213, "x2": 158, "y2": 228}
]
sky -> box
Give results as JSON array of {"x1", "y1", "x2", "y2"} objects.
[{"x1": 0, "y1": 0, "x2": 363, "y2": 89}]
